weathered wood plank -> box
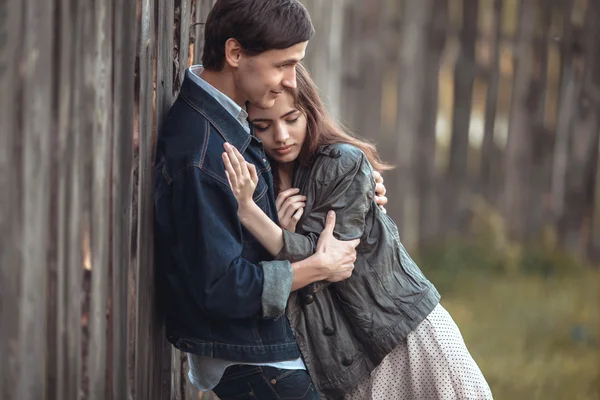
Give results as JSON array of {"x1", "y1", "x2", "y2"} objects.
[
  {"x1": 157, "y1": 0, "x2": 175, "y2": 122},
  {"x1": 112, "y1": 0, "x2": 137, "y2": 398},
  {"x1": 0, "y1": 0, "x2": 24, "y2": 399},
  {"x1": 193, "y1": 0, "x2": 214, "y2": 64},
  {"x1": 156, "y1": 1, "x2": 176, "y2": 398},
  {"x1": 16, "y1": 0, "x2": 55, "y2": 398},
  {"x1": 53, "y1": 0, "x2": 82, "y2": 399},
  {"x1": 178, "y1": 0, "x2": 191, "y2": 92},
  {"x1": 171, "y1": 348, "x2": 183, "y2": 400},
  {"x1": 88, "y1": 0, "x2": 114, "y2": 398},
  {"x1": 135, "y1": 0, "x2": 157, "y2": 398}
]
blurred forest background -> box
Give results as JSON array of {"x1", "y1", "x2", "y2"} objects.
[{"x1": 295, "y1": 0, "x2": 600, "y2": 399}]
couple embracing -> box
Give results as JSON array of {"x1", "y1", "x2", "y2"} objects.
[{"x1": 154, "y1": 1, "x2": 492, "y2": 399}]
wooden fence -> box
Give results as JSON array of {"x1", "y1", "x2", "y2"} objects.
[{"x1": 0, "y1": 0, "x2": 217, "y2": 398}]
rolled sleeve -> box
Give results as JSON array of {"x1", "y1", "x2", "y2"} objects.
[{"x1": 260, "y1": 260, "x2": 294, "y2": 318}]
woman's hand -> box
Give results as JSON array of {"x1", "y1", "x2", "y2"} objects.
[
  {"x1": 222, "y1": 143, "x2": 258, "y2": 212},
  {"x1": 373, "y1": 171, "x2": 388, "y2": 214},
  {"x1": 276, "y1": 188, "x2": 306, "y2": 232}
]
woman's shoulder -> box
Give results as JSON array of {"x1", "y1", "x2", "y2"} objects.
[{"x1": 312, "y1": 143, "x2": 372, "y2": 181}]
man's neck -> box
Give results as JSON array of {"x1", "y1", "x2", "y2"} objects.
[{"x1": 200, "y1": 68, "x2": 245, "y2": 108}]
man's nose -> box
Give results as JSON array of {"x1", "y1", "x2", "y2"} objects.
[{"x1": 282, "y1": 67, "x2": 297, "y2": 89}]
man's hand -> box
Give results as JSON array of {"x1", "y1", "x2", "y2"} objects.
[
  {"x1": 373, "y1": 171, "x2": 388, "y2": 214},
  {"x1": 314, "y1": 211, "x2": 359, "y2": 282}
]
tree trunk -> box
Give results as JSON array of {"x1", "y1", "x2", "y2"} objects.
[
  {"x1": 504, "y1": 0, "x2": 537, "y2": 239},
  {"x1": 551, "y1": 0, "x2": 576, "y2": 225},
  {"x1": 560, "y1": 2, "x2": 600, "y2": 259},
  {"x1": 395, "y1": 0, "x2": 434, "y2": 249},
  {"x1": 339, "y1": 0, "x2": 366, "y2": 132},
  {"x1": 480, "y1": 0, "x2": 503, "y2": 199},
  {"x1": 301, "y1": 0, "x2": 346, "y2": 119},
  {"x1": 418, "y1": 1, "x2": 448, "y2": 246},
  {"x1": 446, "y1": 0, "x2": 479, "y2": 234},
  {"x1": 529, "y1": 0, "x2": 554, "y2": 233},
  {"x1": 355, "y1": 0, "x2": 385, "y2": 143}
]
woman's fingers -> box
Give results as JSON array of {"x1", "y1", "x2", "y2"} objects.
[
  {"x1": 224, "y1": 143, "x2": 245, "y2": 178},
  {"x1": 231, "y1": 145, "x2": 252, "y2": 179},
  {"x1": 286, "y1": 207, "x2": 304, "y2": 232},
  {"x1": 292, "y1": 207, "x2": 304, "y2": 222},
  {"x1": 280, "y1": 195, "x2": 307, "y2": 215},
  {"x1": 247, "y1": 162, "x2": 258, "y2": 185},
  {"x1": 222, "y1": 152, "x2": 238, "y2": 188},
  {"x1": 276, "y1": 188, "x2": 300, "y2": 210}
]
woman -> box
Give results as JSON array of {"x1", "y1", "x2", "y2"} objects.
[{"x1": 222, "y1": 64, "x2": 492, "y2": 400}]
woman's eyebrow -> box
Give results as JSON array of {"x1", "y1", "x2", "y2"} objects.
[
  {"x1": 280, "y1": 109, "x2": 299, "y2": 119},
  {"x1": 250, "y1": 109, "x2": 298, "y2": 123}
]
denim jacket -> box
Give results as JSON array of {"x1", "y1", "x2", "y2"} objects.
[{"x1": 154, "y1": 70, "x2": 301, "y2": 362}]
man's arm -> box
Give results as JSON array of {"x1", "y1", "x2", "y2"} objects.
[
  {"x1": 169, "y1": 166, "x2": 356, "y2": 319},
  {"x1": 170, "y1": 166, "x2": 283, "y2": 319}
]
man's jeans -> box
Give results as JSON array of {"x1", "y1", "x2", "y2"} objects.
[{"x1": 212, "y1": 365, "x2": 321, "y2": 400}]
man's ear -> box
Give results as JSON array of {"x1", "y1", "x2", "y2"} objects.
[{"x1": 224, "y1": 38, "x2": 243, "y2": 68}]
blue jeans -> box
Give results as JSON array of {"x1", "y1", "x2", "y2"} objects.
[{"x1": 212, "y1": 365, "x2": 320, "y2": 400}]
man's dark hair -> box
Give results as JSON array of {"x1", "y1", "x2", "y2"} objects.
[{"x1": 202, "y1": 0, "x2": 314, "y2": 70}]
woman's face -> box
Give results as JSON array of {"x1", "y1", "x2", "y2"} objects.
[{"x1": 248, "y1": 91, "x2": 308, "y2": 165}]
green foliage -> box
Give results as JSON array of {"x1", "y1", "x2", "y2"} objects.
[
  {"x1": 415, "y1": 195, "x2": 592, "y2": 279},
  {"x1": 410, "y1": 196, "x2": 599, "y2": 399}
]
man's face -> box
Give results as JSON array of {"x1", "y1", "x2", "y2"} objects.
[{"x1": 234, "y1": 41, "x2": 308, "y2": 109}]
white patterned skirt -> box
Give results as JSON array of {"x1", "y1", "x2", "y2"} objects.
[{"x1": 344, "y1": 304, "x2": 493, "y2": 400}]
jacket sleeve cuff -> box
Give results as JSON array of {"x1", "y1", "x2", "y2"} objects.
[
  {"x1": 260, "y1": 260, "x2": 293, "y2": 318},
  {"x1": 275, "y1": 230, "x2": 315, "y2": 262}
]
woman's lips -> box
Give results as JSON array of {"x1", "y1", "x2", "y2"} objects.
[{"x1": 274, "y1": 145, "x2": 294, "y2": 155}]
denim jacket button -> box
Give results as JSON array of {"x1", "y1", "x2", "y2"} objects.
[
  {"x1": 342, "y1": 357, "x2": 354, "y2": 367},
  {"x1": 304, "y1": 294, "x2": 315, "y2": 305},
  {"x1": 323, "y1": 327, "x2": 335, "y2": 336}
]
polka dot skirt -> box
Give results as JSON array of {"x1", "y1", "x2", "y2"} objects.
[{"x1": 344, "y1": 304, "x2": 493, "y2": 400}]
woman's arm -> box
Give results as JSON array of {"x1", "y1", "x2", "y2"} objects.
[
  {"x1": 222, "y1": 144, "x2": 360, "y2": 288},
  {"x1": 222, "y1": 142, "x2": 373, "y2": 264},
  {"x1": 221, "y1": 144, "x2": 287, "y2": 256},
  {"x1": 237, "y1": 200, "x2": 285, "y2": 257}
]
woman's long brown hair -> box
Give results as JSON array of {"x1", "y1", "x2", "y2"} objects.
[{"x1": 291, "y1": 63, "x2": 393, "y2": 171}]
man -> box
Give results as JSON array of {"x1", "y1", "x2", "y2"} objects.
[{"x1": 154, "y1": 1, "x2": 386, "y2": 398}]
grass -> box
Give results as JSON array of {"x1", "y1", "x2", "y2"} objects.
[{"x1": 419, "y1": 253, "x2": 599, "y2": 399}]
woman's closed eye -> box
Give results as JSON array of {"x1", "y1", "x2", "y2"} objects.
[
  {"x1": 286, "y1": 117, "x2": 299, "y2": 125},
  {"x1": 253, "y1": 124, "x2": 271, "y2": 132}
]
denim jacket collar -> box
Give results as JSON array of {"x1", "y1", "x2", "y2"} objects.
[{"x1": 179, "y1": 69, "x2": 252, "y2": 153}]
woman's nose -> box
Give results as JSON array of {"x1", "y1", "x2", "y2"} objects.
[{"x1": 274, "y1": 125, "x2": 290, "y2": 143}]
